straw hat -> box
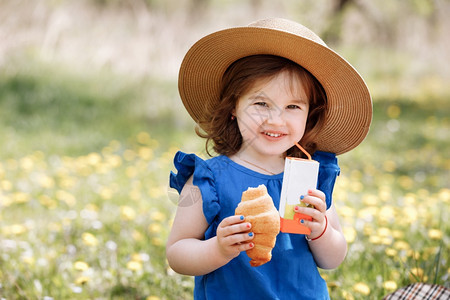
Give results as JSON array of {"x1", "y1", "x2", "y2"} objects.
[{"x1": 178, "y1": 18, "x2": 372, "y2": 155}]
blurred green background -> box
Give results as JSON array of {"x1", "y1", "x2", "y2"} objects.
[{"x1": 0, "y1": 0, "x2": 448, "y2": 299}]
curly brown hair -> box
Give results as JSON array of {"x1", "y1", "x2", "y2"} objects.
[{"x1": 196, "y1": 55, "x2": 327, "y2": 159}]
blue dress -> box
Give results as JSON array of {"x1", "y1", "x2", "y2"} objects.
[{"x1": 170, "y1": 151, "x2": 340, "y2": 300}]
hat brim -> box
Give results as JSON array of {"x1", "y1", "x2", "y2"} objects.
[{"x1": 179, "y1": 26, "x2": 372, "y2": 155}]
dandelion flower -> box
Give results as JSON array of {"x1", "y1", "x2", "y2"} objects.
[
  {"x1": 13, "y1": 192, "x2": 29, "y2": 204},
  {"x1": 120, "y1": 206, "x2": 136, "y2": 221},
  {"x1": 353, "y1": 282, "x2": 371, "y2": 295},
  {"x1": 343, "y1": 227, "x2": 356, "y2": 243},
  {"x1": 75, "y1": 276, "x2": 90, "y2": 285},
  {"x1": 1, "y1": 180, "x2": 13, "y2": 191},
  {"x1": 137, "y1": 132, "x2": 151, "y2": 144},
  {"x1": 383, "y1": 160, "x2": 397, "y2": 172},
  {"x1": 132, "y1": 230, "x2": 144, "y2": 241},
  {"x1": 410, "y1": 267, "x2": 427, "y2": 282},
  {"x1": 151, "y1": 237, "x2": 163, "y2": 246},
  {"x1": 22, "y1": 255, "x2": 35, "y2": 265},
  {"x1": 369, "y1": 235, "x2": 382, "y2": 245},
  {"x1": 341, "y1": 290, "x2": 355, "y2": 300},
  {"x1": 148, "y1": 223, "x2": 162, "y2": 234},
  {"x1": 387, "y1": 104, "x2": 401, "y2": 118},
  {"x1": 87, "y1": 153, "x2": 102, "y2": 165},
  {"x1": 385, "y1": 248, "x2": 397, "y2": 257},
  {"x1": 393, "y1": 240, "x2": 410, "y2": 251},
  {"x1": 39, "y1": 175, "x2": 55, "y2": 189},
  {"x1": 146, "y1": 296, "x2": 160, "y2": 300},
  {"x1": 126, "y1": 261, "x2": 143, "y2": 271},
  {"x1": 150, "y1": 211, "x2": 165, "y2": 222},
  {"x1": 377, "y1": 227, "x2": 392, "y2": 237},
  {"x1": 81, "y1": 232, "x2": 98, "y2": 247},
  {"x1": 428, "y1": 229, "x2": 442, "y2": 240},
  {"x1": 74, "y1": 261, "x2": 89, "y2": 271},
  {"x1": 383, "y1": 281, "x2": 397, "y2": 291},
  {"x1": 99, "y1": 188, "x2": 113, "y2": 200},
  {"x1": 138, "y1": 147, "x2": 153, "y2": 160}
]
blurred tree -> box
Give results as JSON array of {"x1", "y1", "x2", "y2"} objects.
[{"x1": 321, "y1": 0, "x2": 355, "y2": 44}]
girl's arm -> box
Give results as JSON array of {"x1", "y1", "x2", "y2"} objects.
[
  {"x1": 294, "y1": 189, "x2": 347, "y2": 269},
  {"x1": 166, "y1": 176, "x2": 254, "y2": 276}
]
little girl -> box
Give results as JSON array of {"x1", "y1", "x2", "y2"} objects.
[{"x1": 167, "y1": 18, "x2": 372, "y2": 299}]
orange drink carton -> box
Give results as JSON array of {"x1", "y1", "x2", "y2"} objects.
[{"x1": 279, "y1": 144, "x2": 319, "y2": 234}]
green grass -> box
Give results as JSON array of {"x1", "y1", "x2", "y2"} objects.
[{"x1": 0, "y1": 57, "x2": 448, "y2": 299}]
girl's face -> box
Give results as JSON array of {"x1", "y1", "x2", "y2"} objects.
[{"x1": 233, "y1": 70, "x2": 309, "y2": 161}]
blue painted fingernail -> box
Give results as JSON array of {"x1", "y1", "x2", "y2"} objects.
[
  {"x1": 300, "y1": 219, "x2": 304, "y2": 224},
  {"x1": 240, "y1": 215, "x2": 244, "y2": 220},
  {"x1": 248, "y1": 232, "x2": 254, "y2": 237},
  {"x1": 300, "y1": 195, "x2": 305, "y2": 200}
]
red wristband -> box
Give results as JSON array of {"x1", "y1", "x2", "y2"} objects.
[{"x1": 305, "y1": 215, "x2": 328, "y2": 242}]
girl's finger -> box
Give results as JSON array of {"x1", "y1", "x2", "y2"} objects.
[
  {"x1": 219, "y1": 215, "x2": 246, "y2": 228},
  {"x1": 223, "y1": 231, "x2": 254, "y2": 246}
]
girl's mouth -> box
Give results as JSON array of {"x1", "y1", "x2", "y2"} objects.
[{"x1": 263, "y1": 131, "x2": 285, "y2": 138}]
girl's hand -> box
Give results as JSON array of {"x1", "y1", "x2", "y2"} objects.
[
  {"x1": 294, "y1": 189, "x2": 327, "y2": 239},
  {"x1": 216, "y1": 215, "x2": 254, "y2": 261}
]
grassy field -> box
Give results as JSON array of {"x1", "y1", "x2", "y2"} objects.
[
  {"x1": 0, "y1": 1, "x2": 449, "y2": 298},
  {"x1": 0, "y1": 56, "x2": 448, "y2": 299}
]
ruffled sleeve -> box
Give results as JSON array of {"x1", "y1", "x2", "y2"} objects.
[
  {"x1": 312, "y1": 151, "x2": 340, "y2": 210},
  {"x1": 169, "y1": 151, "x2": 220, "y2": 225}
]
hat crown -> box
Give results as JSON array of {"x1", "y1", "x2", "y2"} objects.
[{"x1": 248, "y1": 18, "x2": 327, "y2": 47}]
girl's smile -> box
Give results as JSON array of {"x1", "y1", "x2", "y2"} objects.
[{"x1": 231, "y1": 70, "x2": 309, "y2": 172}]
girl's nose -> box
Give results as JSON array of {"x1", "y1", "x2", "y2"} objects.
[{"x1": 266, "y1": 109, "x2": 285, "y2": 125}]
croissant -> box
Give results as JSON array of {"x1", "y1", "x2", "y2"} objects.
[{"x1": 235, "y1": 184, "x2": 280, "y2": 267}]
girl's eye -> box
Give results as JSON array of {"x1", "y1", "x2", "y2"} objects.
[
  {"x1": 287, "y1": 104, "x2": 301, "y2": 109},
  {"x1": 254, "y1": 102, "x2": 269, "y2": 107}
]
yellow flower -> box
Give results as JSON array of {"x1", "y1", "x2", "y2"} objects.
[
  {"x1": 56, "y1": 190, "x2": 76, "y2": 207},
  {"x1": 341, "y1": 290, "x2": 355, "y2": 300},
  {"x1": 3, "y1": 224, "x2": 27, "y2": 235},
  {"x1": 428, "y1": 229, "x2": 443, "y2": 240},
  {"x1": 398, "y1": 176, "x2": 413, "y2": 190},
  {"x1": 132, "y1": 230, "x2": 144, "y2": 241},
  {"x1": 383, "y1": 280, "x2": 397, "y2": 291},
  {"x1": 148, "y1": 223, "x2": 162, "y2": 234},
  {"x1": 1, "y1": 180, "x2": 13, "y2": 191},
  {"x1": 152, "y1": 237, "x2": 163, "y2": 246},
  {"x1": 343, "y1": 227, "x2": 357, "y2": 243},
  {"x1": 338, "y1": 206, "x2": 355, "y2": 218},
  {"x1": 137, "y1": 132, "x2": 151, "y2": 144},
  {"x1": 387, "y1": 104, "x2": 401, "y2": 118},
  {"x1": 138, "y1": 147, "x2": 153, "y2": 160},
  {"x1": 393, "y1": 240, "x2": 410, "y2": 251},
  {"x1": 383, "y1": 160, "x2": 397, "y2": 172},
  {"x1": 120, "y1": 206, "x2": 136, "y2": 221},
  {"x1": 22, "y1": 255, "x2": 35, "y2": 265},
  {"x1": 99, "y1": 187, "x2": 113, "y2": 200},
  {"x1": 126, "y1": 261, "x2": 143, "y2": 271},
  {"x1": 87, "y1": 153, "x2": 102, "y2": 165},
  {"x1": 150, "y1": 211, "x2": 165, "y2": 222},
  {"x1": 75, "y1": 276, "x2": 90, "y2": 285},
  {"x1": 13, "y1": 192, "x2": 30, "y2": 204},
  {"x1": 39, "y1": 175, "x2": 55, "y2": 189},
  {"x1": 38, "y1": 195, "x2": 57, "y2": 209},
  {"x1": 74, "y1": 261, "x2": 89, "y2": 271},
  {"x1": 146, "y1": 296, "x2": 160, "y2": 300},
  {"x1": 377, "y1": 227, "x2": 392, "y2": 237},
  {"x1": 410, "y1": 267, "x2": 427, "y2": 282},
  {"x1": 82, "y1": 232, "x2": 98, "y2": 247},
  {"x1": 385, "y1": 248, "x2": 397, "y2": 257},
  {"x1": 353, "y1": 282, "x2": 371, "y2": 295}
]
